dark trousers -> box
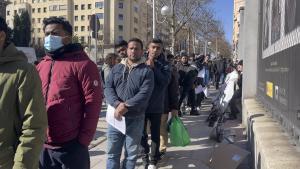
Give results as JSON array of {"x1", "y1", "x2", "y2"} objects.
[
  {"x1": 196, "y1": 92, "x2": 205, "y2": 108},
  {"x1": 141, "y1": 113, "x2": 162, "y2": 166},
  {"x1": 178, "y1": 89, "x2": 196, "y2": 111},
  {"x1": 229, "y1": 89, "x2": 242, "y2": 117},
  {"x1": 215, "y1": 73, "x2": 221, "y2": 89},
  {"x1": 39, "y1": 140, "x2": 90, "y2": 169}
]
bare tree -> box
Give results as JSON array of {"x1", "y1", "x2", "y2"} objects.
[{"x1": 153, "y1": 0, "x2": 212, "y2": 54}]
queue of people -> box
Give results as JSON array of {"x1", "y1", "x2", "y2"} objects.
[{"x1": 0, "y1": 16, "x2": 243, "y2": 169}]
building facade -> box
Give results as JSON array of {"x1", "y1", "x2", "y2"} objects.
[
  {"x1": 232, "y1": 0, "x2": 245, "y2": 60},
  {"x1": 6, "y1": 0, "x2": 148, "y2": 56},
  {"x1": 0, "y1": 0, "x2": 10, "y2": 19},
  {"x1": 239, "y1": 0, "x2": 300, "y2": 168}
]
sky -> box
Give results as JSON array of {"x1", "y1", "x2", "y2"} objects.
[{"x1": 209, "y1": 0, "x2": 234, "y2": 43}]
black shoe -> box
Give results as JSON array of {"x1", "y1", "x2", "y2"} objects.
[
  {"x1": 159, "y1": 151, "x2": 166, "y2": 160},
  {"x1": 190, "y1": 110, "x2": 200, "y2": 116},
  {"x1": 178, "y1": 111, "x2": 182, "y2": 117},
  {"x1": 227, "y1": 114, "x2": 237, "y2": 120}
]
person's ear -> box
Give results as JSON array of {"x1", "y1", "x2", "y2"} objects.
[
  {"x1": 0, "y1": 31, "x2": 6, "y2": 42},
  {"x1": 0, "y1": 31, "x2": 7, "y2": 47},
  {"x1": 62, "y1": 35, "x2": 72, "y2": 45}
]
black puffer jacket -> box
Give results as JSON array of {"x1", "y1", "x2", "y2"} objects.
[
  {"x1": 164, "y1": 65, "x2": 179, "y2": 113},
  {"x1": 176, "y1": 62, "x2": 198, "y2": 91}
]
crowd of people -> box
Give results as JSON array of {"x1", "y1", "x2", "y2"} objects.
[{"x1": 0, "y1": 16, "x2": 243, "y2": 169}]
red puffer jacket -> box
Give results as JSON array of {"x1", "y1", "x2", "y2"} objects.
[{"x1": 36, "y1": 44, "x2": 102, "y2": 147}]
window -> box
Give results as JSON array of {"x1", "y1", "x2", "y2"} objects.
[
  {"x1": 118, "y1": 14, "x2": 123, "y2": 20},
  {"x1": 81, "y1": 15, "x2": 85, "y2": 21},
  {"x1": 96, "y1": 13, "x2": 104, "y2": 19},
  {"x1": 88, "y1": 4, "x2": 92, "y2": 9},
  {"x1": 38, "y1": 18, "x2": 41, "y2": 23},
  {"x1": 118, "y1": 2, "x2": 123, "y2": 9},
  {"x1": 43, "y1": 7, "x2": 47, "y2": 12},
  {"x1": 38, "y1": 38, "x2": 41, "y2": 45},
  {"x1": 88, "y1": 15, "x2": 91, "y2": 20},
  {"x1": 118, "y1": 25, "x2": 123, "y2": 31},
  {"x1": 38, "y1": 8, "x2": 41, "y2": 13},
  {"x1": 134, "y1": 6, "x2": 138, "y2": 12},
  {"x1": 134, "y1": 17, "x2": 138, "y2": 23},
  {"x1": 32, "y1": 18, "x2": 35, "y2": 23},
  {"x1": 49, "y1": 5, "x2": 59, "y2": 11},
  {"x1": 81, "y1": 26, "x2": 85, "y2": 31},
  {"x1": 134, "y1": 28, "x2": 138, "y2": 33},
  {"x1": 118, "y1": 36, "x2": 123, "y2": 42},
  {"x1": 18, "y1": 8, "x2": 26, "y2": 14},
  {"x1": 81, "y1": 36, "x2": 85, "y2": 43},
  {"x1": 59, "y1": 5, "x2": 67, "y2": 10},
  {"x1": 87, "y1": 26, "x2": 90, "y2": 31},
  {"x1": 75, "y1": 5, "x2": 78, "y2": 10},
  {"x1": 75, "y1": 16, "x2": 78, "y2": 21},
  {"x1": 32, "y1": 8, "x2": 35, "y2": 13},
  {"x1": 95, "y1": 2, "x2": 104, "y2": 9},
  {"x1": 75, "y1": 26, "x2": 78, "y2": 32},
  {"x1": 81, "y1": 4, "x2": 85, "y2": 10},
  {"x1": 7, "y1": 11, "x2": 10, "y2": 16}
]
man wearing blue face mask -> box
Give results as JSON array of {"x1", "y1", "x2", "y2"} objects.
[{"x1": 37, "y1": 17, "x2": 103, "y2": 169}]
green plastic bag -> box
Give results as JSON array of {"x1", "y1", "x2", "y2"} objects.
[{"x1": 169, "y1": 116, "x2": 191, "y2": 146}]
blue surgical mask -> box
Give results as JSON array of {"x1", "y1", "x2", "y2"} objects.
[{"x1": 44, "y1": 35, "x2": 64, "y2": 52}]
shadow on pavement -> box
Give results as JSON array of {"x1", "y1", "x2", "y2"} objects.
[{"x1": 89, "y1": 150, "x2": 106, "y2": 157}]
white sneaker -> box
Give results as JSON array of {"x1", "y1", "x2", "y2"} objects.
[{"x1": 148, "y1": 164, "x2": 157, "y2": 169}]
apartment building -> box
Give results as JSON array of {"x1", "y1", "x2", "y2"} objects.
[
  {"x1": 6, "y1": 0, "x2": 148, "y2": 51},
  {"x1": 0, "y1": 0, "x2": 10, "y2": 19},
  {"x1": 232, "y1": 0, "x2": 245, "y2": 59}
]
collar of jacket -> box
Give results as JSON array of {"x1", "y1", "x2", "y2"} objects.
[
  {"x1": 182, "y1": 62, "x2": 190, "y2": 66},
  {"x1": 120, "y1": 57, "x2": 146, "y2": 69},
  {"x1": 0, "y1": 43, "x2": 27, "y2": 64},
  {"x1": 45, "y1": 43, "x2": 83, "y2": 60}
]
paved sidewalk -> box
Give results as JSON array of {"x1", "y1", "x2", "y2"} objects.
[{"x1": 89, "y1": 89, "x2": 251, "y2": 169}]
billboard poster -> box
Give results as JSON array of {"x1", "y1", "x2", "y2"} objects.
[
  {"x1": 258, "y1": 0, "x2": 300, "y2": 129},
  {"x1": 263, "y1": 0, "x2": 270, "y2": 49},
  {"x1": 285, "y1": 0, "x2": 300, "y2": 34},
  {"x1": 271, "y1": 0, "x2": 281, "y2": 44}
]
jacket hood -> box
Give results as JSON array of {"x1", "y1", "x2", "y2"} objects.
[
  {"x1": 120, "y1": 57, "x2": 146, "y2": 68},
  {"x1": 0, "y1": 43, "x2": 27, "y2": 64}
]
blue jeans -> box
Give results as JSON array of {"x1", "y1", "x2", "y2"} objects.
[{"x1": 106, "y1": 115, "x2": 145, "y2": 169}]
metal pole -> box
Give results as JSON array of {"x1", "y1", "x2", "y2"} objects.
[
  {"x1": 216, "y1": 38, "x2": 218, "y2": 57},
  {"x1": 204, "y1": 40, "x2": 207, "y2": 56},
  {"x1": 153, "y1": 0, "x2": 156, "y2": 38},
  {"x1": 171, "y1": 0, "x2": 175, "y2": 55},
  {"x1": 95, "y1": 14, "x2": 98, "y2": 63}
]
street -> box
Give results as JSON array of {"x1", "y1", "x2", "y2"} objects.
[{"x1": 89, "y1": 89, "x2": 251, "y2": 169}]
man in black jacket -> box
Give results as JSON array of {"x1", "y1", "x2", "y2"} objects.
[
  {"x1": 159, "y1": 54, "x2": 179, "y2": 158},
  {"x1": 229, "y1": 60, "x2": 243, "y2": 119},
  {"x1": 141, "y1": 39, "x2": 171, "y2": 169},
  {"x1": 176, "y1": 54, "x2": 199, "y2": 116},
  {"x1": 213, "y1": 56, "x2": 227, "y2": 89}
]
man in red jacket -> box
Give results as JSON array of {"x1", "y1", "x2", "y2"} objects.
[{"x1": 37, "y1": 17, "x2": 103, "y2": 169}]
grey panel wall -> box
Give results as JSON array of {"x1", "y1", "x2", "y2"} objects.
[{"x1": 257, "y1": 0, "x2": 300, "y2": 134}]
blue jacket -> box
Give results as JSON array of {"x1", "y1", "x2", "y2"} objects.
[
  {"x1": 145, "y1": 55, "x2": 172, "y2": 114},
  {"x1": 104, "y1": 58, "x2": 154, "y2": 117}
]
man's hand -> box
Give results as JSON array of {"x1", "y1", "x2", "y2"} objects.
[
  {"x1": 146, "y1": 59, "x2": 155, "y2": 68},
  {"x1": 114, "y1": 102, "x2": 128, "y2": 120},
  {"x1": 171, "y1": 109, "x2": 178, "y2": 117}
]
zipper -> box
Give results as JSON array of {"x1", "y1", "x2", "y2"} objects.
[{"x1": 44, "y1": 60, "x2": 55, "y2": 105}]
